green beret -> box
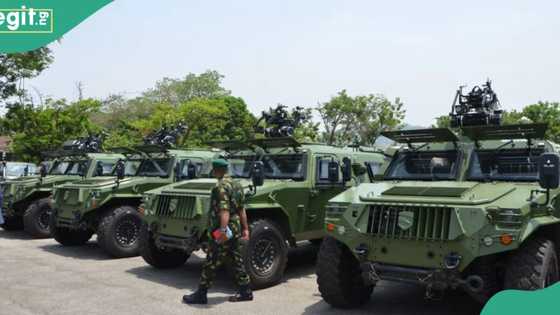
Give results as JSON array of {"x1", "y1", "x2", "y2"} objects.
[{"x1": 212, "y1": 158, "x2": 229, "y2": 169}]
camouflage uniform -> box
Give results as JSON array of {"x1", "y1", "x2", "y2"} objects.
[{"x1": 199, "y1": 174, "x2": 250, "y2": 289}]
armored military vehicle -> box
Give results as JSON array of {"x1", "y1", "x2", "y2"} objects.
[
  {"x1": 1, "y1": 137, "x2": 122, "y2": 239},
  {"x1": 316, "y1": 81, "x2": 560, "y2": 307},
  {"x1": 51, "y1": 128, "x2": 222, "y2": 258},
  {"x1": 139, "y1": 105, "x2": 391, "y2": 289}
]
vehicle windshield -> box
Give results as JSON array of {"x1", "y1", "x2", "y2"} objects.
[
  {"x1": 467, "y1": 148, "x2": 543, "y2": 182},
  {"x1": 3, "y1": 163, "x2": 36, "y2": 177},
  {"x1": 136, "y1": 158, "x2": 172, "y2": 177},
  {"x1": 229, "y1": 154, "x2": 306, "y2": 180},
  {"x1": 385, "y1": 150, "x2": 460, "y2": 181},
  {"x1": 49, "y1": 161, "x2": 70, "y2": 175},
  {"x1": 65, "y1": 160, "x2": 90, "y2": 176},
  {"x1": 111, "y1": 160, "x2": 141, "y2": 177}
]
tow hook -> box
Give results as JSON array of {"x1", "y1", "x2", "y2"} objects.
[
  {"x1": 459, "y1": 275, "x2": 484, "y2": 293},
  {"x1": 360, "y1": 263, "x2": 380, "y2": 286}
]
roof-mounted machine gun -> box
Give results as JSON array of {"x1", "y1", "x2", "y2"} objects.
[
  {"x1": 143, "y1": 122, "x2": 186, "y2": 147},
  {"x1": 450, "y1": 79, "x2": 503, "y2": 127},
  {"x1": 63, "y1": 133, "x2": 106, "y2": 153},
  {"x1": 254, "y1": 105, "x2": 308, "y2": 138}
]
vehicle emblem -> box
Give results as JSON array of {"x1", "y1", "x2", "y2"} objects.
[
  {"x1": 398, "y1": 211, "x2": 414, "y2": 230},
  {"x1": 168, "y1": 198, "x2": 178, "y2": 213}
]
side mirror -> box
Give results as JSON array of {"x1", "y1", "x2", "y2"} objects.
[
  {"x1": 539, "y1": 153, "x2": 560, "y2": 189},
  {"x1": 78, "y1": 164, "x2": 86, "y2": 177},
  {"x1": 96, "y1": 162, "x2": 104, "y2": 176},
  {"x1": 24, "y1": 165, "x2": 29, "y2": 176},
  {"x1": 40, "y1": 163, "x2": 48, "y2": 178},
  {"x1": 187, "y1": 162, "x2": 197, "y2": 179},
  {"x1": 342, "y1": 158, "x2": 352, "y2": 182},
  {"x1": 251, "y1": 161, "x2": 265, "y2": 187},
  {"x1": 115, "y1": 159, "x2": 126, "y2": 180},
  {"x1": 174, "y1": 162, "x2": 181, "y2": 181},
  {"x1": 328, "y1": 161, "x2": 339, "y2": 182}
]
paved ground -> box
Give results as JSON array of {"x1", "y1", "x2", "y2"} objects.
[{"x1": 0, "y1": 229, "x2": 483, "y2": 315}]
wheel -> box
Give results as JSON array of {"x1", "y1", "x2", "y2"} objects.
[
  {"x1": 244, "y1": 219, "x2": 288, "y2": 289},
  {"x1": 97, "y1": 205, "x2": 142, "y2": 258},
  {"x1": 23, "y1": 198, "x2": 53, "y2": 239},
  {"x1": 140, "y1": 222, "x2": 190, "y2": 268},
  {"x1": 504, "y1": 237, "x2": 559, "y2": 290},
  {"x1": 1, "y1": 215, "x2": 23, "y2": 230},
  {"x1": 464, "y1": 255, "x2": 503, "y2": 304},
  {"x1": 316, "y1": 237, "x2": 373, "y2": 308},
  {"x1": 51, "y1": 214, "x2": 93, "y2": 246}
]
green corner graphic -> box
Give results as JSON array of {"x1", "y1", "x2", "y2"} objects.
[
  {"x1": 481, "y1": 283, "x2": 560, "y2": 315},
  {"x1": 0, "y1": 0, "x2": 113, "y2": 53}
]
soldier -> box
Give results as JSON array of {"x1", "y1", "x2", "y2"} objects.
[{"x1": 183, "y1": 158, "x2": 253, "y2": 304}]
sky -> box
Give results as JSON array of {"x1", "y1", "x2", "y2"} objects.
[{"x1": 28, "y1": 0, "x2": 560, "y2": 127}]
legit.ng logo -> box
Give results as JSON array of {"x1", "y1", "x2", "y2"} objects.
[{"x1": 0, "y1": 6, "x2": 53, "y2": 33}]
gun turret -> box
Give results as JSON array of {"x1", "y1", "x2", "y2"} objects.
[
  {"x1": 449, "y1": 80, "x2": 502, "y2": 127},
  {"x1": 62, "y1": 133, "x2": 106, "y2": 153},
  {"x1": 255, "y1": 105, "x2": 308, "y2": 138},
  {"x1": 143, "y1": 122, "x2": 187, "y2": 146}
]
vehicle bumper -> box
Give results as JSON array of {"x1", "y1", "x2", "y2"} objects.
[
  {"x1": 52, "y1": 208, "x2": 86, "y2": 229},
  {"x1": 360, "y1": 262, "x2": 484, "y2": 294}
]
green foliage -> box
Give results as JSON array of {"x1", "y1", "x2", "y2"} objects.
[
  {"x1": 132, "y1": 96, "x2": 255, "y2": 147},
  {"x1": 317, "y1": 90, "x2": 405, "y2": 145},
  {"x1": 143, "y1": 70, "x2": 231, "y2": 105},
  {"x1": 2, "y1": 99, "x2": 101, "y2": 162},
  {"x1": 0, "y1": 48, "x2": 53, "y2": 102}
]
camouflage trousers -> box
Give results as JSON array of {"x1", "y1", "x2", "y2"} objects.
[{"x1": 199, "y1": 237, "x2": 251, "y2": 289}]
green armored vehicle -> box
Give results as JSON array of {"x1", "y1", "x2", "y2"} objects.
[
  {"x1": 51, "y1": 144, "x2": 222, "y2": 258},
  {"x1": 1, "y1": 149, "x2": 122, "y2": 238},
  {"x1": 140, "y1": 132, "x2": 389, "y2": 289},
  {"x1": 316, "y1": 81, "x2": 560, "y2": 307}
]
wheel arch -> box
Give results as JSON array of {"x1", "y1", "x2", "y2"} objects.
[{"x1": 246, "y1": 206, "x2": 294, "y2": 245}]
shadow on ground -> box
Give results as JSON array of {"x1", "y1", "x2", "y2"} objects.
[
  {"x1": 0, "y1": 229, "x2": 34, "y2": 240},
  {"x1": 39, "y1": 239, "x2": 114, "y2": 261},
  {"x1": 303, "y1": 282, "x2": 483, "y2": 315},
  {"x1": 126, "y1": 243, "x2": 320, "y2": 297}
]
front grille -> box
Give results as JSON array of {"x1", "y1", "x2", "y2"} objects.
[
  {"x1": 155, "y1": 195, "x2": 196, "y2": 219},
  {"x1": 366, "y1": 205, "x2": 453, "y2": 241}
]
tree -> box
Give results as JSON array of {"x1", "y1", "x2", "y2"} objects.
[
  {"x1": 317, "y1": 90, "x2": 405, "y2": 145},
  {"x1": 2, "y1": 98, "x2": 102, "y2": 162},
  {"x1": 143, "y1": 70, "x2": 231, "y2": 105},
  {"x1": 132, "y1": 96, "x2": 255, "y2": 147},
  {"x1": 0, "y1": 48, "x2": 53, "y2": 103}
]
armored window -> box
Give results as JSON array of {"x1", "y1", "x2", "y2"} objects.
[
  {"x1": 228, "y1": 154, "x2": 306, "y2": 180},
  {"x1": 94, "y1": 161, "x2": 117, "y2": 177},
  {"x1": 49, "y1": 161, "x2": 70, "y2": 175},
  {"x1": 385, "y1": 150, "x2": 460, "y2": 181},
  {"x1": 467, "y1": 148, "x2": 544, "y2": 181},
  {"x1": 136, "y1": 158, "x2": 172, "y2": 177}
]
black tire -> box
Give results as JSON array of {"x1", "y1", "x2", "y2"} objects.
[
  {"x1": 97, "y1": 205, "x2": 142, "y2": 258},
  {"x1": 51, "y1": 214, "x2": 94, "y2": 246},
  {"x1": 464, "y1": 255, "x2": 502, "y2": 304},
  {"x1": 140, "y1": 223, "x2": 190, "y2": 268},
  {"x1": 504, "y1": 237, "x2": 559, "y2": 290},
  {"x1": 23, "y1": 198, "x2": 53, "y2": 239},
  {"x1": 316, "y1": 237, "x2": 373, "y2": 308},
  {"x1": 1, "y1": 215, "x2": 23, "y2": 231},
  {"x1": 244, "y1": 219, "x2": 288, "y2": 289}
]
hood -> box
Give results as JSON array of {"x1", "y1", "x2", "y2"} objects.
[
  {"x1": 58, "y1": 176, "x2": 143, "y2": 189},
  {"x1": 357, "y1": 181, "x2": 523, "y2": 206},
  {"x1": 159, "y1": 178, "x2": 289, "y2": 195}
]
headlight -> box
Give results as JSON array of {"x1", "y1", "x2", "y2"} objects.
[
  {"x1": 326, "y1": 203, "x2": 349, "y2": 215},
  {"x1": 490, "y1": 208, "x2": 523, "y2": 228}
]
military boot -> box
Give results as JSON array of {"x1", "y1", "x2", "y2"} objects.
[
  {"x1": 183, "y1": 287, "x2": 208, "y2": 305},
  {"x1": 229, "y1": 285, "x2": 253, "y2": 302}
]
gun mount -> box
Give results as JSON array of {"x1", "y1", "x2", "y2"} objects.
[
  {"x1": 63, "y1": 133, "x2": 105, "y2": 153},
  {"x1": 450, "y1": 80, "x2": 502, "y2": 127},
  {"x1": 143, "y1": 122, "x2": 187, "y2": 147},
  {"x1": 254, "y1": 105, "x2": 308, "y2": 138}
]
